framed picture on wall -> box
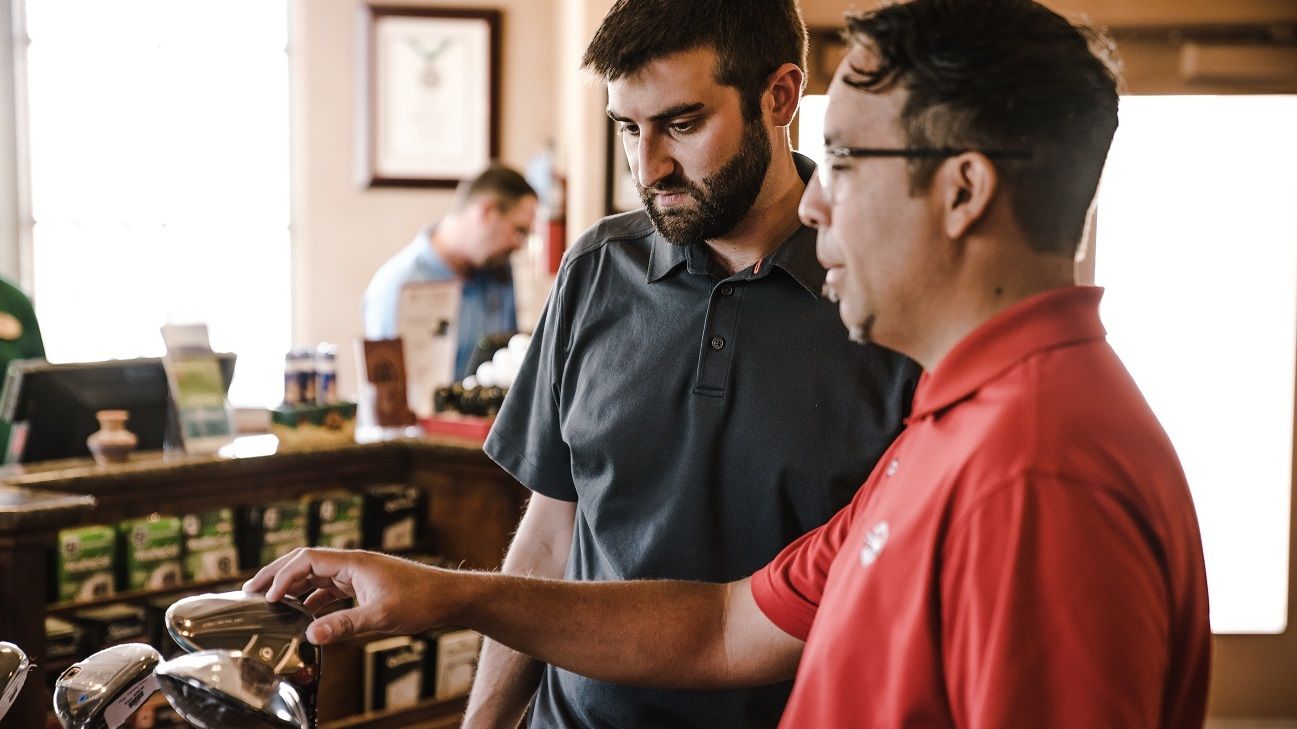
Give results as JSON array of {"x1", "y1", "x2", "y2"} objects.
[{"x1": 360, "y1": 6, "x2": 501, "y2": 188}]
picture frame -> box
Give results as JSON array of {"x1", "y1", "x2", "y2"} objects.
[{"x1": 360, "y1": 6, "x2": 501, "y2": 188}]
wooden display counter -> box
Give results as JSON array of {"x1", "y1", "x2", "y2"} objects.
[{"x1": 0, "y1": 435, "x2": 527, "y2": 728}]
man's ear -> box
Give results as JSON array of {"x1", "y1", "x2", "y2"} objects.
[
  {"x1": 765, "y1": 63, "x2": 804, "y2": 127},
  {"x1": 474, "y1": 197, "x2": 501, "y2": 222},
  {"x1": 939, "y1": 154, "x2": 998, "y2": 240}
]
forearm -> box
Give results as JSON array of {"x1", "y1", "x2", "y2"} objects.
[
  {"x1": 461, "y1": 641, "x2": 542, "y2": 728},
  {"x1": 451, "y1": 573, "x2": 734, "y2": 690},
  {"x1": 462, "y1": 493, "x2": 573, "y2": 728}
]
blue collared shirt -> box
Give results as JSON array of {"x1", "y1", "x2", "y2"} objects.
[{"x1": 362, "y1": 227, "x2": 517, "y2": 380}]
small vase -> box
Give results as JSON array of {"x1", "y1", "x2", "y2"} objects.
[{"x1": 87, "y1": 409, "x2": 138, "y2": 465}]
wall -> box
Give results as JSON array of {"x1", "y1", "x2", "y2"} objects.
[{"x1": 290, "y1": 0, "x2": 557, "y2": 399}]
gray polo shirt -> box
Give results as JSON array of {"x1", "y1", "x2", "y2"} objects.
[{"x1": 485, "y1": 155, "x2": 919, "y2": 729}]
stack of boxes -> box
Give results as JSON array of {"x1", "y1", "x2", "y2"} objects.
[
  {"x1": 362, "y1": 628, "x2": 483, "y2": 713},
  {"x1": 42, "y1": 482, "x2": 478, "y2": 725}
]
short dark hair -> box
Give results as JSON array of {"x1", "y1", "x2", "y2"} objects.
[
  {"x1": 843, "y1": 0, "x2": 1121, "y2": 255},
  {"x1": 454, "y1": 164, "x2": 536, "y2": 212},
  {"x1": 581, "y1": 0, "x2": 807, "y2": 120}
]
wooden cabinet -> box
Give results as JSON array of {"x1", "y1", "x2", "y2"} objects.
[{"x1": 0, "y1": 436, "x2": 527, "y2": 728}]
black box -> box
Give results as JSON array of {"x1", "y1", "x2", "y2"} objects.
[
  {"x1": 43, "y1": 616, "x2": 88, "y2": 691},
  {"x1": 362, "y1": 484, "x2": 423, "y2": 553},
  {"x1": 421, "y1": 628, "x2": 482, "y2": 701},
  {"x1": 69, "y1": 603, "x2": 150, "y2": 652},
  {"x1": 362, "y1": 636, "x2": 426, "y2": 712},
  {"x1": 141, "y1": 593, "x2": 187, "y2": 659},
  {"x1": 239, "y1": 500, "x2": 309, "y2": 571}
]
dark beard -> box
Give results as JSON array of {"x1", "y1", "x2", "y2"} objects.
[{"x1": 641, "y1": 119, "x2": 772, "y2": 246}]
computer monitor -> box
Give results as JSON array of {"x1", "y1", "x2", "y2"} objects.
[{"x1": 0, "y1": 354, "x2": 236, "y2": 464}]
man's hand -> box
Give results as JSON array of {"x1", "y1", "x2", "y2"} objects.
[
  {"x1": 244, "y1": 548, "x2": 804, "y2": 690},
  {"x1": 243, "y1": 548, "x2": 456, "y2": 644}
]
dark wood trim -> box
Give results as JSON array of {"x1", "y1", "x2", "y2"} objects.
[{"x1": 359, "y1": 5, "x2": 503, "y2": 188}]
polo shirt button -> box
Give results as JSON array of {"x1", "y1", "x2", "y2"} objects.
[
  {"x1": 710, "y1": 336, "x2": 726, "y2": 351},
  {"x1": 885, "y1": 458, "x2": 899, "y2": 477},
  {"x1": 719, "y1": 284, "x2": 734, "y2": 296}
]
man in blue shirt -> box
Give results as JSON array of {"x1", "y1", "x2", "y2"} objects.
[{"x1": 362, "y1": 165, "x2": 538, "y2": 380}]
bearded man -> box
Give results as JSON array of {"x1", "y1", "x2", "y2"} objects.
[{"x1": 463, "y1": 1, "x2": 918, "y2": 727}]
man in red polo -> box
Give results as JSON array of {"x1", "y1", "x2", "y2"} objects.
[{"x1": 247, "y1": 0, "x2": 1211, "y2": 726}]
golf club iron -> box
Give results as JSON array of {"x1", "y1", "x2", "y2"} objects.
[
  {"x1": 165, "y1": 591, "x2": 319, "y2": 728},
  {"x1": 156, "y1": 649, "x2": 308, "y2": 729},
  {"x1": 52, "y1": 643, "x2": 161, "y2": 729},
  {"x1": 0, "y1": 641, "x2": 33, "y2": 722}
]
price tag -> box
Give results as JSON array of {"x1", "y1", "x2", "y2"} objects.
[{"x1": 104, "y1": 674, "x2": 160, "y2": 729}]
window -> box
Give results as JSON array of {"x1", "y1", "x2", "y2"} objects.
[
  {"x1": 20, "y1": 0, "x2": 290, "y2": 407},
  {"x1": 1095, "y1": 95, "x2": 1297, "y2": 634}
]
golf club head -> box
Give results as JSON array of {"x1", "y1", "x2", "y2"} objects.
[
  {"x1": 156, "y1": 650, "x2": 308, "y2": 729},
  {"x1": 52, "y1": 643, "x2": 161, "y2": 729},
  {"x1": 0, "y1": 641, "x2": 33, "y2": 721},
  {"x1": 166, "y1": 591, "x2": 318, "y2": 726}
]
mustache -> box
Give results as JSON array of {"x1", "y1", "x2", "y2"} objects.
[
  {"x1": 640, "y1": 173, "x2": 702, "y2": 198},
  {"x1": 821, "y1": 282, "x2": 840, "y2": 303}
]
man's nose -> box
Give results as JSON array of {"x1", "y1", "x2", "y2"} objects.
[
  {"x1": 799, "y1": 175, "x2": 830, "y2": 230},
  {"x1": 634, "y1": 132, "x2": 676, "y2": 189}
]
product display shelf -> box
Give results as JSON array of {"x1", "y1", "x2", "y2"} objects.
[
  {"x1": 45, "y1": 571, "x2": 258, "y2": 615},
  {"x1": 321, "y1": 696, "x2": 468, "y2": 729},
  {"x1": 0, "y1": 435, "x2": 528, "y2": 729}
]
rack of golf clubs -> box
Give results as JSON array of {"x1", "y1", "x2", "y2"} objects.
[{"x1": 2, "y1": 591, "x2": 321, "y2": 729}]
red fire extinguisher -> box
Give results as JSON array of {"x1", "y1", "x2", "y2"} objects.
[{"x1": 545, "y1": 167, "x2": 567, "y2": 275}]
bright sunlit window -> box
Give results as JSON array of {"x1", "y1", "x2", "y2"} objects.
[
  {"x1": 796, "y1": 94, "x2": 828, "y2": 160},
  {"x1": 21, "y1": 0, "x2": 291, "y2": 407},
  {"x1": 1096, "y1": 95, "x2": 1297, "y2": 634},
  {"x1": 797, "y1": 91, "x2": 1297, "y2": 634}
]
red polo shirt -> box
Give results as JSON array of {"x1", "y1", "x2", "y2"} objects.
[{"x1": 753, "y1": 286, "x2": 1210, "y2": 729}]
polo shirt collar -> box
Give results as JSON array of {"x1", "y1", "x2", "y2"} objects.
[
  {"x1": 646, "y1": 152, "x2": 822, "y2": 296},
  {"x1": 909, "y1": 286, "x2": 1108, "y2": 421},
  {"x1": 413, "y1": 224, "x2": 456, "y2": 280},
  {"x1": 647, "y1": 231, "x2": 688, "y2": 282}
]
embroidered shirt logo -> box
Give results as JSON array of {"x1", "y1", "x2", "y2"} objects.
[{"x1": 859, "y1": 521, "x2": 889, "y2": 566}]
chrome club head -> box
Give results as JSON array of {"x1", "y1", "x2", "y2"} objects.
[
  {"x1": 166, "y1": 592, "x2": 319, "y2": 727},
  {"x1": 0, "y1": 641, "x2": 33, "y2": 721},
  {"x1": 156, "y1": 650, "x2": 308, "y2": 729},
  {"x1": 52, "y1": 643, "x2": 161, "y2": 729}
]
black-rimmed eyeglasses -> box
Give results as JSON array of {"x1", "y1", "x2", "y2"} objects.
[{"x1": 818, "y1": 146, "x2": 1032, "y2": 197}]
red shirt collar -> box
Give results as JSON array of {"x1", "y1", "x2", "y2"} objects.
[{"x1": 908, "y1": 286, "x2": 1108, "y2": 422}]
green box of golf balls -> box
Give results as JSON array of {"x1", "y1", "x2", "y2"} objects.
[
  {"x1": 181, "y1": 507, "x2": 239, "y2": 582},
  {"x1": 51, "y1": 524, "x2": 118, "y2": 604},
  {"x1": 117, "y1": 514, "x2": 184, "y2": 591}
]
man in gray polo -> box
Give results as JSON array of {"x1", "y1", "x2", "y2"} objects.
[{"x1": 466, "y1": 1, "x2": 918, "y2": 727}]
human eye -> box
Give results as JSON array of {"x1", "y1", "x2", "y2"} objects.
[
  {"x1": 668, "y1": 118, "x2": 699, "y2": 135},
  {"x1": 618, "y1": 122, "x2": 640, "y2": 137}
]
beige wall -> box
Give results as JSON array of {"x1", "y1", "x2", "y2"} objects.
[{"x1": 291, "y1": 0, "x2": 557, "y2": 398}]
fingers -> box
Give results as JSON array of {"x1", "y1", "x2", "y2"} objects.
[
  {"x1": 303, "y1": 587, "x2": 348, "y2": 613},
  {"x1": 243, "y1": 548, "x2": 305, "y2": 594},
  {"x1": 306, "y1": 606, "x2": 369, "y2": 645},
  {"x1": 243, "y1": 547, "x2": 356, "y2": 603}
]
